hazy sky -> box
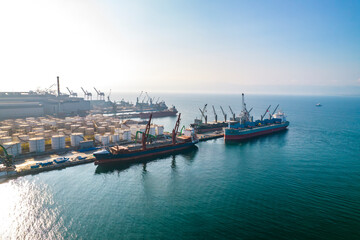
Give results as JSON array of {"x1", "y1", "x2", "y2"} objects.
[{"x1": 0, "y1": 0, "x2": 359, "y2": 95}]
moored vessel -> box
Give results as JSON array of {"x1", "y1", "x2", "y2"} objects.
[
  {"x1": 190, "y1": 104, "x2": 227, "y2": 133},
  {"x1": 224, "y1": 94, "x2": 289, "y2": 141},
  {"x1": 93, "y1": 113, "x2": 198, "y2": 165},
  {"x1": 139, "y1": 106, "x2": 178, "y2": 118}
]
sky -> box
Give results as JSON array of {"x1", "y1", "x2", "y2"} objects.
[{"x1": 0, "y1": 0, "x2": 359, "y2": 95}]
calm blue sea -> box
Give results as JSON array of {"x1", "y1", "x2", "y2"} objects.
[{"x1": 1, "y1": 93, "x2": 360, "y2": 239}]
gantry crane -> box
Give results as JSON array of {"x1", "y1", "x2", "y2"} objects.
[{"x1": 94, "y1": 87, "x2": 105, "y2": 100}]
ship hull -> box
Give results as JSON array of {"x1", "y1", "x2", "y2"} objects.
[
  {"x1": 224, "y1": 122, "x2": 289, "y2": 141},
  {"x1": 190, "y1": 122, "x2": 228, "y2": 133},
  {"x1": 94, "y1": 141, "x2": 196, "y2": 165},
  {"x1": 139, "y1": 111, "x2": 177, "y2": 118}
]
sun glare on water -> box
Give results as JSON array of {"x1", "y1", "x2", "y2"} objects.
[{"x1": 0, "y1": 179, "x2": 66, "y2": 239}]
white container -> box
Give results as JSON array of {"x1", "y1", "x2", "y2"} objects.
[
  {"x1": 3, "y1": 142, "x2": 21, "y2": 156},
  {"x1": 85, "y1": 128, "x2": 94, "y2": 136},
  {"x1": 0, "y1": 136, "x2": 12, "y2": 144},
  {"x1": 156, "y1": 125, "x2": 164, "y2": 135},
  {"x1": 184, "y1": 128, "x2": 195, "y2": 137},
  {"x1": 18, "y1": 135, "x2": 30, "y2": 142},
  {"x1": 101, "y1": 135, "x2": 110, "y2": 145},
  {"x1": 149, "y1": 126, "x2": 156, "y2": 136},
  {"x1": 97, "y1": 126, "x2": 106, "y2": 134},
  {"x1": 111, "y1": 134, "x2": 120, "y2": 143},
  {"x1": 0, "y1": 131, "x2": 9, "y2": 137},
  {"x1": 33, "y1": 127, "x2": 44, "y2": 133},
  {"x1": 122, "y1": 130, "x2": 131, "y2": 141},
  {"x1": 44, "y1": 130, "x2": 52, "y2": 138},
  {"x1": 29, "y1": 137, "x2": 45, "y2": 152},
  {"x1": 70, "y1": 133, "x2": 84, "y2": 147},
  {"x1": 130, "y1": 126, "x2": 138, "y2": 136},
  {"x1": 51, "y1": 135, "x2": 66, "y2": 150},
  {"x1": 95, "y1": 134, "x2": 102, "y2": 143}
]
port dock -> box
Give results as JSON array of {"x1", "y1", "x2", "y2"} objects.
[{"x1": 197, "y1": 131, "x2": 224, "y2": 142}]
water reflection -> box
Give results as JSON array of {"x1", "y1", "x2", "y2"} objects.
[
  {"x1": 94, "y1": 146, "x2": 198, "y2": 175},
  {"x1": 0, "y1": 179, "x2": 66, "y2": 239}
]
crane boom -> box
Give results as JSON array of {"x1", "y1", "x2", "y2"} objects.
[
  {"x1": 229, "y1": 106, "x2": 235, "y2": 120},
  {"x1": 93, "y1": 87, "x2": 100, "y2": 94},
  {"x1": 81, "y1": 87, "x2": 87, "y2": 94},
  {"x1": 270, "y1": 104, "x2": 279, "y2": 119},
  {"x1": 66, "y1": 87, "x2": 72, "y2": 95},
  {"x1": 212, "y1": 105, "x2": 217, "y2": 122},
  {"x1": 172, "y1": 113, "x2": 181, "y2": 145},
  {"x1": 142, "y1": 114, "x2": 152, "y2": 150},
  {"x1": 248, "y1": 107, "x2": 253, "y2": 113},
  {"x1": 261, "y1": 105, "x2": 271, "y2": 121},
  {"x1": 220, "y1": 106, "x2": 227, "y2": 122}
]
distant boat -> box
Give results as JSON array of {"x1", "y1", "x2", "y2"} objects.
[{"x1": 316, "y1": 103, "x2": 322, "y2": 107}]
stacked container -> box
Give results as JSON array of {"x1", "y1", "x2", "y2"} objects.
[
  {"x1": 29, "y1": 137, "x2": 45, "y2": 152},
  {"x1": 51, "y1": 135, "x2": 66, "y2": 150}
]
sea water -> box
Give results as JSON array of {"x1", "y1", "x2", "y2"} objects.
[{"x1": 1, "y1": 93, "x2": 360, "y2": 239}]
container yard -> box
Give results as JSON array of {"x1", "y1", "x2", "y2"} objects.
[{"x1": 0, "y1": 114, "x2": 173, "y2": 179}]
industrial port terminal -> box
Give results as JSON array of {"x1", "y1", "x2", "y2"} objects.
[{"x1": 0, "y1": 78, "x2": 287, "y2": 180}]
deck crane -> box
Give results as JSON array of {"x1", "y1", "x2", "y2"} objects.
[
  {"x1": 155, "y1": 97, "x2": 160, "y2": 104},
  {"x1": 66, "y1": 87, "x2": 78, "y2": 97},
  {"x1": 107, "y1": 89, "x2": 112, "y2": 102},
  {"x1": 142, "y1": 114, "x2": 153, "y2": 150},
  {"x1": 212, "y1": 105, "x2": 218, "y2": 122},
  {"x1": 136, "y1": 91, "x2": 143, "y2": 104},
  {"x1": 220, "y1": 106, "x2": 227, "y2": 122},
  {"x1": 81, "y1": 87, "x2": 92, "y2": 100},
  {"x1": 261, "y1": 105, "x2": 271, "y2": 121},
  {"x1": 145, "y1": 92, "x2": 152, "y2": 104},
  {"x1": 172, "y1": 113, "x2": 181, "y2": 145},
  {"x1": 44, "y1": 83, "x2": 56, "y2": 94},
  {"x1": 94, "y1": 87, "x2": 105, "y2": 100},
  {"x1": 0, "y1": 144, "x2": 13, "y2": 167},
  {"x1": 248, "y1": 107, "x2": 253, "y2": 114},
  {"x1": 269, "y1": 104, "x2": 279, "y2": 119},
  {"x1": 199, "y1": 104, "x2": 208, "y2": 124},
  {"x1": 229, "y1": 106, "x2": 236, "y2": 120}
]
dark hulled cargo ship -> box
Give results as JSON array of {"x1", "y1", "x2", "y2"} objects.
[
  {"x1": 224, "y1": 94, "x2": 289, "y2": 141},
  {"x1": 190, "y1": 104, "x2": 227, "y2": 133},
  {"x1": 93, "y1": 113, "x2": 198, "y2": 165},
  {"x1": 139, "y1": 106, "x2": 178, "y2": 119}
]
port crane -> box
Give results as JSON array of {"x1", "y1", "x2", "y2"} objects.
[
  {"x1": 261, "y1": 105, "x2": 271, "y2": 121},
  {"x1": 66, "y1": 87, "x2": 78, "y2": 97},
  {"x1": 142, "y1": 114, "x2": 153, "y2": 150},
  {"x1": 0, "y1": 144, "x2": 13, "y2": 167},
  {"x1": 94, "y1": 87, "x2": 105, "y2": 100},
  {"x1": 136, "y1": 91, "x2": 143, "y2": 104},
  {"x1": 43, "y1": 83, "x2": 56, "y2": 95},
  {"x1": 269, "y1": 104, "x2": 279, "y2": 119},
  {"x1": 199, "y1": 104, "x2": 208, "y2": 124},
  {"x1": 81, "y1": 87, "x2": 92, "y2": 100},
  {"x1": 229, "y1": 106, "x2": 236, "y2": 121},
  {"x1": 145, "y1": 92, "x2": 152, "y2": 105},
  {"x1": 212, "y1": 105, "x2": 218, "y2": 123},
  {"x1": 172, "y1": 113, "x2": 181, "y2": 145},
  {"x1": 220, "y1": 106, "x2": 227, "y2": 122},
  {"x1": 107, "y1": 89, "x2": 112, "y2": 102}
]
